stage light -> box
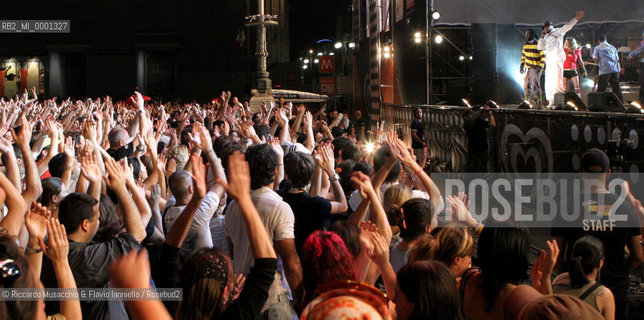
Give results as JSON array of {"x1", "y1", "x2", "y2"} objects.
[
  {"x1": 462, "y1": 99, "x2": 472, "y2": 108},
  {"x1": 566, "y1": 101, "x2": 578, "y2": 111},
  {"x1": 348, "y1": 42, "x2": 356, "y2": 48},
  {"x1": 487, "y1": 100, "x2": 500, "y2": 109},
  {"x1": 459, "y1": 55, "x2": 465, "y2": 61},
  {"x1": 414, "y1": 32, "x2": 422, "y2": 43},
  {"x1": 303, "y1": 59, "x2": 309, "y2": 64},
  {"x1": 626, "y1": 101, "x2": 644, "y2": 113},
  {"x1": 517, "y1": 100, "x2": 534, "y2": 109},
  {"x1": 329, "y1": 52, "x2": 334, "y2": 56},
  {"x1": 334, "y1": 42, "x2": 343, "y2": 49},
  {"x1": 365, "y1": 142, "x2": 375, "y2": 153},
  {"x1": 434, "y1": 35, "x2": 443, "y2": 44},
  {"x1": 303, "y1": 65, "x2": 308, "y2": 70},
  {"x1": 432, "y1": 11, "x2": 441, "y2": 20},
  {"x1": 314, "y1": 59, "x2": 319, "y2": 64},
  {"x1": 317, "y1": 52, "x2": 323, "y2": 56},
  {"x1": 585, "y1": 43, "x2": 591, "y2": 49}
]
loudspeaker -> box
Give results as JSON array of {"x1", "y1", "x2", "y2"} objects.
[
  {"x1": 587, "y1": 92, "x2": 625, "y2": 112},
  {"x1": 554, "y1": 92, "x2": 587, "y2": 111},
  {"x1": 471, "y1": 23, "x2": 521, "y2": 105}
]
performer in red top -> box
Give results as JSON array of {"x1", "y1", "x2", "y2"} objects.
[{"x1": 563, "y1": 37, "x2": 587, "y2": 97}]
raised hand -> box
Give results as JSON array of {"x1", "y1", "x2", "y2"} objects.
[
  {"x1": 446, "y1": 194, "x2": 478, "y2": 227},
  {"x1": 537, "y1": 240, "x2": 560, "y2": 277},
  {"x1": 188, "y1": 122, "x2": 212, "y2": 152},
  {"x1": 132, "y1": 91, "x2": 145, "y2": 111},
  {"x1": 80, "y1": 150, "x2": 102, "y2": 184},
  {"x1": 82, "y1": 119, "x2": 97, "y2": 143},
  {"x1": 351, "y1": 171, "x2": 375, "y2": 199},
  {"x1": 217, "y1": 152, "x2": 251, "y2": 201},
  {"x1": 63, "y1": 136, "x2": 76, "y2": 159},
  {"x1": 109, "y1": 249, "x2": 152, "y2": 289},
  {"x1": 10, "y1": 116, "x2": 33, "y2": 147},
  {"x1": 269, "y1": 137, "x2": 283, "y2": 158},
  {"x1": 366, "y1": 225, "x2": 390, "y2": 268},
  {"x1": 317, "y1": 143, "x2": 335, "y2": 176},
  {"x1": 575, "y1": 10, "x2": 585, "y2": 20},
  {"x1": 103, "y1": 157, "x2": 127, "y2": 192},
  {"x1": 25, "y1": 202, "x2": 51, "y2": 242},
  {"x1": 38, "y1": 218, "x2": 68, "y2": 265},
  {"x1": 190, "y1": 152, "x2": 207, "y2": 199},
  {"x1": 0, "y1": 136, "x2": 14, "y2": 155},
  {"x1": 229, "y1": 274, "x2": 247, "y2": 301}
]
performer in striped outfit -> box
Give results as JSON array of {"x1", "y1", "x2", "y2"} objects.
[{"x1": 520, "y1": 29, "x2": 545, "y2": 106}]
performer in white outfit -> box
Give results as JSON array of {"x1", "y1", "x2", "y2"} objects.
[{"x1": 538, "y1": 10, "x2": 585, "y2": 108}]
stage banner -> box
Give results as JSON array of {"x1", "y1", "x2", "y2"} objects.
[{"x1": 382, "y1": 104, "x2": 644, "y2": 180}]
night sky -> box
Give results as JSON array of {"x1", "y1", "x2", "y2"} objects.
[{"x1": 289, "y1": 0, "x2": 352, "y2": 59}]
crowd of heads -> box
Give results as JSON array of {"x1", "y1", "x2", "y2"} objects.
[{"x1": 0, "y1": 88, "x2": 639, "y2": 320}]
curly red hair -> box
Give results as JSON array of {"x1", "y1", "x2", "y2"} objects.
[{"x1": 301, "y1": 230, "x2": 359, "y2": 304}]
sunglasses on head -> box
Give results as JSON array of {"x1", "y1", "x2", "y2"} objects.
[{"x1": 0, "y1": 259, "x2": 20, "y2": 286}]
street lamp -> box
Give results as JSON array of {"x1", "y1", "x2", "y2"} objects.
[
  {"x1": 348, "y1": 42, "x2": 355, "y2": 48},
  {"x1": 314, "y1": 59, "x2": 319, "y2": 64},
  {"x1": 432, "y1": 11, "x2": 441, "y2": 20},
  {"x1": 434, "y1": 35, "x2": 443, "y2": 44},
  {"x1": 303, "y1": 59, "x2": 309, "y2": 64},
  {"x1": 334, "y1": 42, "x2": 343, "y2": 49}
]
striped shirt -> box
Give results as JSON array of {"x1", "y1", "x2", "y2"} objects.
[{"x1": 521, "y1": 39, "x2": 545, "y2": 69}]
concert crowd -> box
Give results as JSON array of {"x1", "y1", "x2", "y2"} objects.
[{"x1": 0, "y1": 87, "x2": 641, "y2": 320}]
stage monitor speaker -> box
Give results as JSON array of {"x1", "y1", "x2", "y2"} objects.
[
  {"x1": 554, "y1": 92, "x2": 587, "y2": 111},
  {"x1": 587, "y1": 92, "x2": 625, "y2": 112}
]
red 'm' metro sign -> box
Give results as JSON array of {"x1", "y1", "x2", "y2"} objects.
[{"x1": 319, "y1": 56, "x2": 334, "y2": 73}]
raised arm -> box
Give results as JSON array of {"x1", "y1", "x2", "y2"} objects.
[
  {"x1": 316, "y1": 144, "x2": 347, "y2": 214},
  {"x1": 303, "y1": 111, "x2": 315, "y2": 152},
  {"x1": 554, "y1": 10, "x2": 584, "y2": 37},
  {"x1": 12, "y1": 118, "x2": 42, "y2": 205},
  {"x1": 79, "y1": 149, "x2": 102, "y2": 201},
  {"x1": 164, "y1": 153, "x2": 206, "y2": 247},
  {"x1": 0, "y1": 136, "x2": 20, "y2": 190},
  {"x1": 350, "y1": 172, "x2": 392, "y2": 242},
  {"x1": 0, "y1": 169, "x2": 27, "y2": 237},
  {"x1": 189, "y1": 122, "x2": 226, "y2": 199},
  {"x1": 103, "y1": 157, "x2": 146, "y2": 242},
  {"x1": 388, "y1": 132, "x2": 441, "y2": 213},
  {"x1": 110, "y1": 250, "x2": 172, "y2": 320},
  {"x1": 40, "y1": 218, "x2": 82, "y2": 320},
  {"x1": 270, "y1": 138, "x2": 284, "y2": 189}
]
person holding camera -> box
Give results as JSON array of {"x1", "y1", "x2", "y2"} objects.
[{"x1": 463, "y1": 104, "x2": 496, "y2": 172}]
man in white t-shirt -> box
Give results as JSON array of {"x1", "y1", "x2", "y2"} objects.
[
  {"x1": 225, "y1": 143, "x2": 301, "y2": 320},
  {"x1": 163, "y1": 124, "x2": 227, "y2": 259},
  {"x1": 163, "y1": 169, "x2": 221, "y2": 259}
]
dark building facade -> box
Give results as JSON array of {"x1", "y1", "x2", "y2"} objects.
[{"x1": 0, "y1": 0, "x2": 289, "y2": 101}]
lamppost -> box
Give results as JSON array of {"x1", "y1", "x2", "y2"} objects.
[{"x1": 245, "y1": 0, "x2": 278, "y2": 94}]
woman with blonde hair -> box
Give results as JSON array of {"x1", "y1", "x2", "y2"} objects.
[
  {"x1": 383, "y1": 184, "x2": 412, "y2": 239},
  {"x1": 563, "y1": 37, "x2": 587, "y2": 97},
  {"x1": 430, "y1": 224, "x2": 474, "y2": 280}
]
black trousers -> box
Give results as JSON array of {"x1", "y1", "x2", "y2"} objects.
[{"x1": 597, "y1": 72, "x2": 623, "y2": 102}]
